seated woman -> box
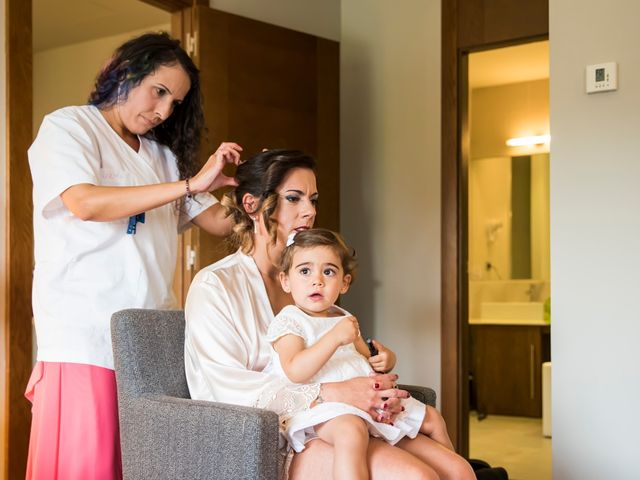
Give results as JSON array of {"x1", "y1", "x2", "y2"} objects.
[{"x1": 184, "y1": 149, "x2": 472, "y2": 479}]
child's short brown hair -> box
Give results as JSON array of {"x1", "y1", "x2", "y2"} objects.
[{"x1": 279, "y1": 228, "x2": 357, "y2": 281}]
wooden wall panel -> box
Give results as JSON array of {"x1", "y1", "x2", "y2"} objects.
[
  {"x1": 459, "y1": 0, "x2": 549, "y2": 49},
  {"x1": 314, "y1": 39, "x2": 340, "y2": 233},
  {"x1": 186, "y1": 6, "x2": 340, "y2": 278}
]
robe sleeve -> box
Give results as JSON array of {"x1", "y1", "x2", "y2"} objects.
[{"x1": 184, "y1": 266, "x2": 319, "y2": 420}]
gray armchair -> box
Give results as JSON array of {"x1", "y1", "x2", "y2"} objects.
[{"x1": 111, "y1": 308, "x2": 436, "y2": 479}]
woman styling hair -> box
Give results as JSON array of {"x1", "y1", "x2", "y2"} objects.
[{"x1": 26, "y1": 32, "x2": 241, "y2": 479}]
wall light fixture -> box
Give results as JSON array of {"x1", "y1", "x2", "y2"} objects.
[{"x1": 506, "y1": 134, "x2": 550, "y2": 147}]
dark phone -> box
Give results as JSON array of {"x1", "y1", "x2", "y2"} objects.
[{"x1": 366, "y1": 338, "x2": 378, "y2": 356}]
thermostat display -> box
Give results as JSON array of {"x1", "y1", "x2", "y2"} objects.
[{"x1": 586, "y1": 62, "x2": 617, "y2": 94}]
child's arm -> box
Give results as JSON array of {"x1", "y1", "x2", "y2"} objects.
[
  {"x1": 354, "y1": 336, "x2": 372, "y2": 358},
  {"x1": 347, "y1": 334, "x2": 398, "y2": 374},
  {"x1": 273, "y1": 316, "x2": 360, "y2": 384}
]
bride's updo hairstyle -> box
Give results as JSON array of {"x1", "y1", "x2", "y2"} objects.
[{"x1": 221, "y1": 149, "x2": 316, "y2": 253}]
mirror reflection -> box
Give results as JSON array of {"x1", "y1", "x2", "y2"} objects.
[{"x1": 468, "y1": 153, "x2": 550, "y2": 282}]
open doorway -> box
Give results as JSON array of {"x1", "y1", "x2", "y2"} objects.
[
  {"x1": 33, "y1": 0, "x2": 171, "y2": 132},
  {"x1": 465, "y1": 40, "x2": 551, "y2": 480}
]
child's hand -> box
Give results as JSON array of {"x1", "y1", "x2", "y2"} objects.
[
  {"x1": 368, "y1": 339, "x2": 396, "y2": 373},
  {"x1": 331, "y1": 316, "x2": 360, "y2": 346}
]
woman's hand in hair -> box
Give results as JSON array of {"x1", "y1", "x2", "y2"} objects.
[{"x1": 190, "y1": 142, "x2": 243, "y2": 193}]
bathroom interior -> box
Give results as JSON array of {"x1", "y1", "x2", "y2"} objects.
[{"x1": 466, "y1": 40, "x2": 552, "y2": 480}]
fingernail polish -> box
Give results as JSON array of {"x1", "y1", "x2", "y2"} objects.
[
  {"x1": 383, "y1": 403, "x2": 388, "y2": 409},
  {"x1": 374, "y1": 383, "x2": 380, "y2": 389},
  {"x1": 390, "y1": 422, "x2": 395, "y2": 426},
  {"x1": 401, "y1": 406, "x2": 405, "y2": 412}
]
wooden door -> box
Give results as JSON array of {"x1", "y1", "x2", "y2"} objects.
[{"x1": 172, "y1": 6, "x2": 340, "y2": 302}]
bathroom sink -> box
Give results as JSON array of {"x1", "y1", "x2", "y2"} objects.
[{"x1": 479, "y1": 302, "x2": 544, "y2": 324}]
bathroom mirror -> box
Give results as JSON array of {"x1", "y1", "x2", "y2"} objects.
[{"x1": 468, "y1": 152, "x2": 549, "y2": 281}]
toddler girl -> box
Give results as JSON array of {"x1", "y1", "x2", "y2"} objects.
[{"x1": 266, "y1": 228, "x2": 474, "y2": 480}]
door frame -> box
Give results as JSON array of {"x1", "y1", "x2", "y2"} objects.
[
  {"x1": 4, "y1": 1, "x2": 33, "y2": 477},
  {"x1": 440, "y1": 0, "x2": 549, "y2": 456},
  {"x1": 2, "y1": 1, "x2": 201, "y2": 477}
]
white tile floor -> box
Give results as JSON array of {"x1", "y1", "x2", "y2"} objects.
[{"x1": 469, "y1": 412, "x2": 552, "y2": 480}]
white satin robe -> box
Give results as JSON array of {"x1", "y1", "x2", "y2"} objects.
[{"x1": 184, "y1": 250, "x2": 320, "y2": 418}]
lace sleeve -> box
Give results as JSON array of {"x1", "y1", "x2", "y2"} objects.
[
  {"x1": 265, "y1": 314, "x2": 306, "y2": 344},
  {"x1": 260, "y1": 313, "x2": 319, "y2": 422}
]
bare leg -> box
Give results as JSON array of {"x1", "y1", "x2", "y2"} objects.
[
  {"x1": 314, "y1": 415, "x2": 369, "y2": 480},
  {"x1": 396, "y1": 434, "x2": 475, "y2": 480},
  {"x1": 419, "y1": 405, "x2": 454, "y2": 450},
  {"x1": 290, "y1": 437, "x2": 441, "y2": 480}
]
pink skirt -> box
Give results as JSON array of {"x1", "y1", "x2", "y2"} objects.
[{"x1": 25, "y1": 362, "x2": 123, "y2": 480}]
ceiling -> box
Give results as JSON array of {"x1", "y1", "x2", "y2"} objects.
[
  {"x1": 34, "y1": 2, "x2": 547, "y2": 89},
  {"x1": 469, "y1": 40, "x2": 549, "y2": 89},
  {"x1": 33, "y1": 0, "x2": 171, "y2": 53}
]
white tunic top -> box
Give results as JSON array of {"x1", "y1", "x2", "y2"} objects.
[
  {"x1": 29, "y1": 105, "x2": 216, "y2": 369},
  {"x1": 265, "y1": 305, "x2": 426, "y2": 452},
  {"x1": 184, "y1": 250, "x2": 319, "y2": 416}
]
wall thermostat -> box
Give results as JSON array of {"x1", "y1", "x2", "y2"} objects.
[{"x1": 586, "y1": 62, "x2": 617, "y2": 94}]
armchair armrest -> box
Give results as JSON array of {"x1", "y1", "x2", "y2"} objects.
[
  {"x1": 119, "y1": 395, "x2": 280, "y2": 480},
  {"x1": 398, "y1": 384, "x2": 436, "y2": 407}
]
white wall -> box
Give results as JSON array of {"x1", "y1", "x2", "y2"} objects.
[
  {"x1": 0, "y1": 0, "x2": 7, "y2": 473},
  {"x1": 34, "y1": 23, "x2": 169, "y2": 130},
  {"x1": 341, "y1": 1, "x2": 442, "y2": 394},
  {"x1": 550, "y1": 1, "x2": 640, "y2": 478},
  {"x1": 209, "y1": 0, "x2": 340, "y2": 41}
]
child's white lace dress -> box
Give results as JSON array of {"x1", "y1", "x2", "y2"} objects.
[{"x1": 265, "y1": 304, "x2": 426, "y2": 452}]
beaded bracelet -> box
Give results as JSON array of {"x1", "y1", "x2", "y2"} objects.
[{"x1": 185, "y1": 177, "x2": 193, "y2": 199}]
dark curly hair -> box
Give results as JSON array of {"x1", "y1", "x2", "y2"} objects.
[
  {"x1": 221, "y1": 149, "x2": 317, "y2": 253},
  {"x1": 88, "y1": 32, "x2": 204, "y2": 179}
]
